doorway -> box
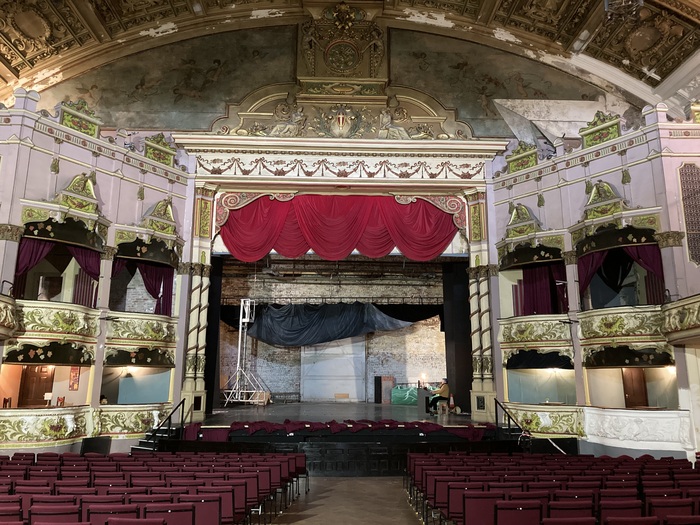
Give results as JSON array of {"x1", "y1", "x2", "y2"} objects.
[
  {"x1": 621, "y1": 367, "x2": 648, "y2": 408},
  {"x1": 18, "y1": 365, "x2": 55, "y2": 407}
]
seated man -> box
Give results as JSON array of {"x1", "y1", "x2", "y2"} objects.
[{"x1": 428, "y1": 378, "x2": 449, "y2": 415}]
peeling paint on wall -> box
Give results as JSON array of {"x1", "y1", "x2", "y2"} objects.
[
  {"x1": 492, "y1": 28, "x2": 521, "y2": 44},
  {"x1": 139, "y1": 22, "x2": 179, "y2": 38},
  {"x1": 401, "y1": 9, "x2": 455, "y2": 28},
  {"x1": 250, "y1": 9, "x2": 285, "y2": 18}
]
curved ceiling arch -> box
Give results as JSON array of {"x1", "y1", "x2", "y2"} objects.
[{"x1": 1, "y1": 1, "x2": 698, "y2": 118}]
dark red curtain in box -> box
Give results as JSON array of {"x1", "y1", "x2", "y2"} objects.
[{"x1": 219, "y1": 195, "x2": 458, "y2": 262}]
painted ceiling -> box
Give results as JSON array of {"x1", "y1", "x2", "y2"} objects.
[{"x1": 1, "y1": 0, "x2": 699, "y2": 135}]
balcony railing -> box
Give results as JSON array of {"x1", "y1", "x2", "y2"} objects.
[
  {"x1": 578, "y1": 305, "x2": 664, "y2": 346},
  {"x1": 498, "y1": 314, "x2": 573, "y2": 362},
  {"x1": 662, "y1": 293, "x2": 700, "y2": 344},
  {"x1": 14, "y1": 300, "x2": 100, "y2": 341}
]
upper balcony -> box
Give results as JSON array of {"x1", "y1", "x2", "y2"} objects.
[
  {"x1": 105, "y1": 311, "x2": 177, "y2": 366},
  {"x1": 578, "y1": 305, "x2": 665, "y2": 347},
  {"x1": 13, "y1": 299, "x2": 100, "y2": 342},
  {"x1": 498, "y1": 314, "x2": 573, "y2": 362}
]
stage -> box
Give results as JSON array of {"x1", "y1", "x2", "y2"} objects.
[{"x1": 165, "y1": 402, "x2": 514, "y2": 475}]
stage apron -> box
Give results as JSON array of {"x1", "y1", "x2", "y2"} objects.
[{"x1": 300, "y1": 336, "x2": 366, "y2": 402}]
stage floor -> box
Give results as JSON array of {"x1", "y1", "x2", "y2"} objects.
[{"x1": 203, "y1": 401, "x2": 475, "y2": 428}]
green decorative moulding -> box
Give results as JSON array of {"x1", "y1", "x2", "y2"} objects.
[
  {"x1": 692, "y1": 103, "x2": 700, "y2": 124},
  {"x1": 506, "y1": 142, "x2": 537, "y2": 174},
  {"x1": 144, "y1": 133, "x2": 176, "y2": 167},
  {"x1": 59, "y1": 99, "x2": 102, "y2": 138},
  {"x1": 579, "y1": 111, "x2": 620, "y2": 148}
]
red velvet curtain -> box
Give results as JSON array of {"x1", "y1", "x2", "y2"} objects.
[
  {"x1": 66, "y1": 245, "x2": 101, "y2": 281},
  {"x1": 137, "y1": 262, "x2": 174, "y2": 316},
  {"x1": 577, "y1": 251, "x2": 608, "y2": 296},
  {"x1": 522, "y1": 264, "x2": 555, "y2": 315},
  {"x1": 220, "y1": 195, "x2": 458, "y2": 262}
]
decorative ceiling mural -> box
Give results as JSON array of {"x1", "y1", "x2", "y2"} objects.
[
  {"x1": 389, "y1": 29, "x2": 615, "y2": 137},
  {"x1": 36, "y1": 26, "x2": 297, "y2": 130}
]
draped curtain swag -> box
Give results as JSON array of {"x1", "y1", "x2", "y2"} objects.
[
  {"x1": 136, "y1": 263, "x2": 174, "y2": 316},
  {"x1": 220, "y1": 195, "x2": 459, "y2": 262},
  {"x1": 577, "y1": 243, "x2": 664, "y2": 298}
]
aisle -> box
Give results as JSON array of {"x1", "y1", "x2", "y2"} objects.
[{"x1": 273, "y1": 476, "x2": 421, "y2": 524}]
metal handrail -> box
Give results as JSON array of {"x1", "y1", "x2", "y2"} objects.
[
  {"x1": 494, "y1": 398, "x2": 524, "y2": 441},
  {"x1": 144, "y1": 398, "x2": 187, "y2": 450}
]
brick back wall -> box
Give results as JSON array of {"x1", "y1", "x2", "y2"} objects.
[{"x1": 218, "y1": 316, "x2": 445, "y2": 403}]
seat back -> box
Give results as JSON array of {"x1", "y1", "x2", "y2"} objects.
[
  {"x1": 598, "y1": 499, "x2": 643, "y2": 521},
  {"x1": 27, "y1": 504, "x2": 80, "y2": 524},
  {"x1": 87, "y1": 503, "x2": 139, "y2": 525},
  {"x1": 647, "y1": 498, "x2": 695, "y2": 519},
  {"x1": 548, "y1": 500, "x2": 595, "y2": 518},
  {"x1": 177, "y1": 493, "x2": 222, "y2": 525},
  {"x1": 79, "y1": 494, "x2": 126, "y2": 522},
  {"x1": 141, "y1": 502, "x2": 195, "y2": 525},
  {"x1": 463, "y1": 490, "x2": 505, "y2": 525},
  {"x1": 495, "y1": 499, "x2": 542, "y2": 525}
]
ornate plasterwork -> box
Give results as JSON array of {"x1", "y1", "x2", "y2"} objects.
[
  {"x1": 500, "y1": 315, "x2": 572, "y2": 345},
  {"x1": 680, "y1": 163, "x2": 700, "y2": 265},
  {"x1": 0, "y1": 407, "x2": 90, "y2": 446},
  {"x1": 655, "y1": 231, "x2": 685, "y2": 248},
  {"x1": 106, "y1": 312, "x2": 177, "y2": 348},
  {"x1": 506, "y1": 142, "x2": 538, "y2": 174},
  {"x1": 0, "y1": 224, "x2": 23, "y2": 242},
  {"x1": 96, "y1": 404, "x2": 170, "y2": 437},
  {"x1": 141, "y1": 197, "x2": 177, "y2": 236},
  {"x1": 578, "y1": 305, "x2": 664, "y2": 344},
  {"x1": 144, "y1": 133, "x2": 176, "y2": 167},
  {"x1": 582, "y1": 343, "x2": 673, "y2": 363},
  {"x1": 20, "y1": 172, "x2": 110, "y2": 243},
  {"x1": 584, "y1": 407, "x2": 693, "y2": 450},
  {"x1": 502, "y1": 403, "x2": 584, "y2": 438},
  {"x1": 59, "y1": 99, "x2": 102, "y2": 138},
  {"x1": 505, "y1": 203, "x2": 541, "y2": 239},
  {"x1": 0, "y1": 295, "x2": 17, "y2": 341},
  {"x1": 663, "y1": 294, "x2": 700, "y2": 343},
  {"x1": 579, "y1": 111, "x2": 621, "y2": 149},
  {"x1": 502, "y1": 346, "x2": 575, "y2": 365},
  {"x1": 13, "y1": 301, "x2": 100, "y2": 342}
]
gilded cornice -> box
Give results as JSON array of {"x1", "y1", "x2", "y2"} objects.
[
  {"x1": 0, "y1": 224, "x2": 24, "y2": 242},
  {"x1": 654, "y1": 231, "x2": 685, "y2": 248}
]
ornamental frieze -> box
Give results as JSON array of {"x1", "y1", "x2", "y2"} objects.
[
  {"x1": 107, "y1": 314, "x2": 176, "y2": 344},
  {"x1": 198, "y1": 155, "x2": 485, "y2": 180},
  {"x1": 502, "y1": 403, "x2": 584, "y2": 437},
  {"x1": 502, "y1": 346, "x2": 574, "y2": 365},
  {"x1": 663, "y1": 294, "x2": 700, "y2": 342},
  {"x1": 15, "y1": 301, "x2": 99, "y2": 339},
  {"x1": 578, "y1": 306, "x2": 664, "y2": 341},
  {"x1": 0, "y1": 407, "x2": 90, "y2": 445},
  {"x1": 500, "y1": 317, "x2": 572, "y2": 345},
  {"x1": 97, "y1": 405, "x2": 169, "y2": 436}
]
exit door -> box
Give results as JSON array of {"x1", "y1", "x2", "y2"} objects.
[
  {"x1": 621, "y1": 367, "x2": 648, "y2": 408},
  {"x1": 18, "y1": 365, "x2": 55, "y2": 407}
]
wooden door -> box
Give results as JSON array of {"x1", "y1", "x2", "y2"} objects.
[
  {"x1": 621, "y1": 367, "x2": 648, "y2": 408},
  {"x1": 18, "y1": 365, "x2": 55, "y2": 407}
]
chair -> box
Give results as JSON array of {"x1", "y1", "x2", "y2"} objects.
[
  {"x1": 600, "y1": 489, "x2": 639, "y2": 501},
  {"x1": 28, "y1": 504, "x2": 80, "y2": 524},
  {"x1": 548, "y1": 500, "x2": 596, "y2": 518},
  {"x1": 127, "y1": 494, "x2": 173, "y2": 505},
  {"x1": 196, "y1": 485, "x2": 247, "y2": 525},
  {"x1": 604, "y1": 518, "x2": 660, "y2": 525},
  {"x1": 106, "y1": 520, "x2": 165, "y2": 525},
  {"x1": 177, "y1": 493, "x2": 222, "y2": 525},
  {"x1": 79, "y1": 494, "x2": 126, "y2": 522},
  {"x1": 510, "y1": 490, "x2": 550, "y2": 515},
  {"x1": 647, "y1": 498, "x2": 695, "y2": 520},
  {"x1": 598, "y1": 499, "x2": 643, "y2": 522},
  {"x1": 463, "y1": 490, "x2": 505, "y2": 525},
  {"x1": 495, "y1": 499, "x2": 542, "y2": 525},
  {"x1": 87, "y1": 503, "x2": 139, "y2": 525},
  {"x1": 664, "y1": 517, "x2": 700, "y2": 525},
  {"x1": 0, "y1": 505, "x2": 21, "y2": 523},
  {"x1": 542, "y1": 518, "x2": 597, "y2": 525},
  {"x1": 141, "y1": 502, "x2": 195, "y2": 525},
  {"x1": 2, "y1": 398, "x2": 10, "y2": 409}
]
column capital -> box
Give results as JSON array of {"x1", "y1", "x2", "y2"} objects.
[
  {"x1": 101, "y1": 246, "x2": 118, "y2": 260},
  {"x1": 654, "y1": 231, "x2": 685, "y2": 248},
  {"x1": 563, "y1": 250, "x2": 577, "y2": 265},
  {"x1": 0, "y1": 224, "x2": 24, "y2": 242}
]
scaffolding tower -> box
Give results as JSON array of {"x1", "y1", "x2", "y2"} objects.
[{"x1": 222, "y1": 299, "x2": 269, "y2": 406}]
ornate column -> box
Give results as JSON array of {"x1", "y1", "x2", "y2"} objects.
[
  {"x1": 469, "y1": 264, "x2": 498, "y2": 423},
  {"x1": 179, "y1": 184, "x2": 216, "y2": 422},
  {"x1": 0, "y1": 225, "x2": 22, "y2": 373},
  {"x1": 563, "y1": 249, "x2": 586, "y2": 405},
  {"x1": 92, "y1": 246, "x2": 116, "y2": 407}
]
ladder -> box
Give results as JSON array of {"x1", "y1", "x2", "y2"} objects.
[{"x1": 222, "y1": 299, "x2": 270, "y2": 406}]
